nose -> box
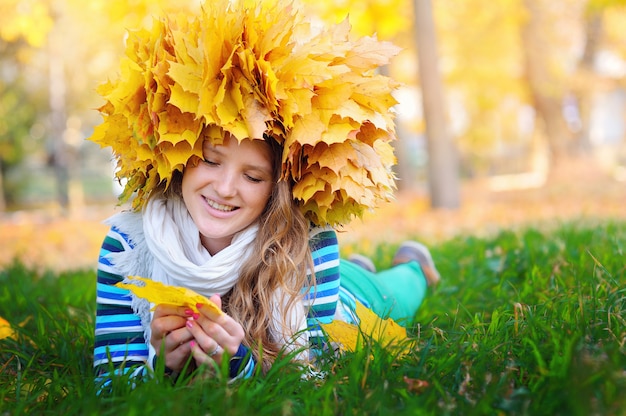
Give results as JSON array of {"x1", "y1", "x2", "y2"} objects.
[{"x1": 213, "y1": 169, "x2": 237, "y2": 198}]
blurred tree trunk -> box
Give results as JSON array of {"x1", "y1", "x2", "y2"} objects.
[
  {"x1": 0, "y1": 161, "x2": 5, "y2": 212},
  {"x1": 520, "y1": 0, "x2": 574, "y2": 165},
  {"x1": 49, "y1": 51, "x2": 69, "y2": 211},
  {"x1": 572, "y1": 8, "x2": 603, "y2": 153},
  {"x1": 412, "y1": 0, "x2": 460, "y2": 209},
  {"x1": 48, "y1": 7, "x2": 69, "y2": 212}
]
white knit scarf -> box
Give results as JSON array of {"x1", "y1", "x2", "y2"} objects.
[{"x1": 143, "y1": 196, "x2": 257, "y2": 296}]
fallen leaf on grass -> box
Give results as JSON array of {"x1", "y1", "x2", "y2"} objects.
[
  {"x1": 403, "y1": 376, "x2": 430, "y2": 394},
  {"x1": 0, "y1": 316, "x2": 31, "y2": 341},
  {"x1": 321, "y1": 301, "x2": 412, "y2": 353},
  {"x1": 115, "y1": 276, "x2": 222, "y2": 314},
  {"x1": 0, "y1": 316, "x2": 15, "y2": 340}
]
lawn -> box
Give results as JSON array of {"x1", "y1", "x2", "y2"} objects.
[{"x1": 1, "y1": 221, "x2": 625, "y2": 415}]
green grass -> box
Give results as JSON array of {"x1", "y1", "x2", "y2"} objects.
[{"x1": 1, "y1": 221, "x2": 625, "y2": 415}]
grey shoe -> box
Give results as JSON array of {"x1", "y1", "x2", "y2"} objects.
[
  {"x1": 392, "y1": 241, "x2": 441, "y2": 286},
  {"x1": 347, "y1": 253, "x2": 377, "y2": 273}
]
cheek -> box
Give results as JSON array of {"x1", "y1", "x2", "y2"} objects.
[
  {"x1": 254, "y1": 184, "x2": 273, "y2": 211},
  {"x1": 181, "y1": 167, "x2": 200, "y2": 203}
]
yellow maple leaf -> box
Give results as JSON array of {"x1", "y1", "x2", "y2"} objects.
[
  {"x1": 161, "y1": 140, "x2": 201, "y2": 171},
  {"x1": 289, "y1": 114, "x2": 327, "y2": 147},
  {"x1": 242, "y1": 93, "x2": 272, "y2": 140},
  {"x1": 157, "y1": 107, "x2": 202, "y2": 143},
  {"x1": 309, "y1": 142, "x2": 354, "y2": 174},
  {"x1": 351, "y1": 78, "x2": 398, "y2": 115},
  {"x1": 312, "y1": 186, "x2": 336, "y2": 208},
  {"x1": 168, "y1": 61, "x2": 203, "y2": 94},
  {"x1": 115, "y1": 276, "x2": 222, "y2": 315},
  {"x1": 292, "y1": 166, "x2": 338, "y2": 202},
  {"x1": 292, "y1": 175, "x2": 326, "y2": 203},
  {"x1": 0, "y1": 316, "x2": 16, "y2": 340},
  {"x1": 0, "y1": 316, "x2": 31, "y2": 341},
  {"x1": 321, "y1": 301, "x2": 412, "y2": 355},
  {"x1": 335, "y1": 170, "x2": 375, "y2": 203},
  {"x1": 341, "y1": 37, "x2": 402, "y2": 71},
  {"x1": 169, "y1": 83, "x2": 200, "y2": 115},
  {"x1": 320, "y1": 121, "x2": 358, "y2": 147}
]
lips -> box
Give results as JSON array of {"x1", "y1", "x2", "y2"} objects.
[{"x1": 205, "y1": 197, "x2": 237, "y2": 212}]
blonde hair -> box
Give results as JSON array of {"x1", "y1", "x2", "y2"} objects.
[
  {"x1": 226, "y1": 179, "x2": 312, "y2": 372},
  {"x1": 226, "y1": 136, "x2": 313, "y2": 372},
  {"x1": 160, "y1": 138, "x2": 314, "y2": 373}
]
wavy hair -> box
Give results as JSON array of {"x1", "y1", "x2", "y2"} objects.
[
  {"x1": 162, "y1": 137, "x2": 313, "y2": 372},
  {"x1": 224, "y1": 136, "x2": 313, "y2": 372},
  {"x1": 226, "y1": 178, "x2": 312, "y2": 372}
]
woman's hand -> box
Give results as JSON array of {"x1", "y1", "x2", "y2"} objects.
[
  {"x1": 150, "y1": 304, "x2": 194, "y2": 372},
  {"x1": 185, "y1": 294, "x2": 245, "y2": 367}
]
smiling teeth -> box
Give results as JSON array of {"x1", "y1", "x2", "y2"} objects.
[{"x1": 207, "y1": 199, "x2": 235, "y2": 212}]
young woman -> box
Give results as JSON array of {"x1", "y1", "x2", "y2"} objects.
[
  {"x1": 91, "y1": 0, "x2": 440, "y2": 388},
  {"x1": 94, "y1": 133, "x2": 339, "y2": 384}
]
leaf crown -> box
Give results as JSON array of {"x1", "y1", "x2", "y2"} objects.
[{"x1": 89, "y1": 0, "x2": 399, "y2": 226}]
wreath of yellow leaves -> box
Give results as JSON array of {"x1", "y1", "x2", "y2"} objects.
[{"x1": 89, "y1": 0, "x2": 400, "y2": 226}]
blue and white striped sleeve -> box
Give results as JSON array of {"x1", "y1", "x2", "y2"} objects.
[
  {"x1": 303, "y1": 226, "x2": 340, "y2": 354},
  {"x1": 93, "y1": 226, "x2": 149, "y2": 390}
]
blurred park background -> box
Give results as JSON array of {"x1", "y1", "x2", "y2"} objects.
[{"x1": 1, "y1": 0, "x2": 626, "y2": 272}]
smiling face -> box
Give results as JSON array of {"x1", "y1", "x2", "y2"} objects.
[{"x1": 182, "y1": 135, "x2": 275, "y2": 255}]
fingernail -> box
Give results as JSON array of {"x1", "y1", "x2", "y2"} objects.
[
  {"x1": 186, "y1": 320, "x2": 194, "y2": 329},
  {"x1": 192, "y1": 313, "x2": 200, "y2": 320},
  {"x1": 190, "y1": 340, "x2": 196, "y2": 348},
  {"x1": 196, "y1": 303, "x2": 203, "y2": 309},
  {"x1": 184, "y1": 308, "x2": 194, "y2": 316}
]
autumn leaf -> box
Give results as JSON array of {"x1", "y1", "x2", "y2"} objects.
[
  {"x1": 160, "y1": 140, "x2": 202, "y2": 171},
  {"x1": 0, "y1": 316, "x2": 31, "y2": 341},
  {"x1": 320, "y1": 301, "x2": 412, "y2": 354},
  {"x1": 342, "y1": 37, "x2": 403, "y2": 71},
  {"x1": 403, "y1": 376, "x2": 430, "y2": 394},
  {"x1": 289, "y1": 114, "x2": 328, "y2": 147},
  {"x1": 0, "y1": 316, "x2": 16, "y2": 340},
  {"x1": 169, "y1": 83, "x2": 200, "y2": 115},
  {"x1": 115, "y1": 276, "x2": 222, "y2": 315},
  {"x1": 312, "y1": 142, "x2": 353, "y2": 173},
  {"x1": 321, "y1": 121, "x2": 358, "y2": 146}
]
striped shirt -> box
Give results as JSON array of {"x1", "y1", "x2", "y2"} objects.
[{"x1": 93, "y1": 224, "x2": 340, "y2": 386}]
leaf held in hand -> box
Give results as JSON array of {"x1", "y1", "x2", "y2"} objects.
[{"x1": 115, "y1": 276, "x2": 222, "y2": 314}]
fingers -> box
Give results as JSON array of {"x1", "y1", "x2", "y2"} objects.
[
  {"x1": 189, "y1": 339, "x2": 223, "y2": 366},
  {"x1": 150, "y1": 304, "x2": 196, "y2": 371},
  {"x1": 150, "y1": 297, "x2": 245, "y2": 370},
  {"x1": 195, "y1": 294, "x2": 223, "y2": 320},
  {"x1": 163, "y1": 326, "x2": 194, "y2": 350},
  {"x1": 150, "y1": 325, "x2": 194, "y2": 372},
  {"x1": 185, "y1": 316, "x2": 230, "y2": 362},
  {"x1": 150, "y1": 305, "x2": 192, "y2": 340},
  {"x1": 208, "y1": 293, "x2": 222, "y2": 310},
  {"x1": 185, "y1": 295, "x2": 245, "y2": 367},
  {"x1": 192, "y1": 295, "x2": 245, "y2": 356},
  {"x1": 186, "y1": 313, "x2": 228, "y2": 367},
  {"x1": 152, "y1": 304, "x2": 191, "y2": 320}
]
